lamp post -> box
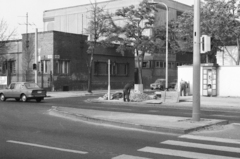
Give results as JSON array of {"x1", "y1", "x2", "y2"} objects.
[{"x1": 148, "y1": 0, "x2": 169, "y2": 90}]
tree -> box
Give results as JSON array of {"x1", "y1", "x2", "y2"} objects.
[
  {"x1": 85, "y1": 0, "x2": 113, "y2": 93},
  {"x1": 0, "y1": 18, "x2": 16, "y2": 51},
  {"x1": 169, "y1": 0, "x2": 240, "y2": 65},
  {"x1": 104, "y1": 0, "x2": 158, "y2": 84},
  {"x1": 0, "y1": 18, "x2": 16, "y2": 85},
  {"x1": 22, "y1": 35, "x2": 34, "y2": 82}
]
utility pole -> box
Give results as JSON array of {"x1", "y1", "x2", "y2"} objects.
[
  {"x1": 108, "y1": 59, "x2": 111, "y2": 100},
  {"x1": 192, "y1": 0, "x2": 201, "y2": 121},
  {"x1": 34, "y1": 28, "x2": 38, "y2": 84}
]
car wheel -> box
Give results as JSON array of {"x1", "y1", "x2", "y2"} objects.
[
  {"x1": 21, "y1": 94, "x2": 28, "y2": 102},
  {"x1": 15, "y1": 98, "x2": 20, "y2": 102},
  {"x1": 0, "y1": 94, "x2": 6, "y2": 101},
  {"x1": 36, "y1": 98, "x2": 42, "y2": 102}
]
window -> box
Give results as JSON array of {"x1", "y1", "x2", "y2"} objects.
[
  {"x1": 155, "y1": 61, "x2": 160, "y2": 68},
  {"x1": 117, "y1": 63, "x2": 128, "y2": 76},
  {"x1": 160, "y1": 62, "x2": 164, "y2": 68},
  {"x1": 9, "y1": 83, "x2": 15, "y2": 89},
  {"x1": 94, "y1": 61, "x2": 129, "y2": 76},
  {"x1": 54, "y1": 60, "x2": 70, "y2": 75},
  {"x1": 177, "y1": 10, "x2": 183, "y2": 17},
  {"x1": 94, "y1": 61, "x2": 107, "y2": 75},
  {"x1": 0, "y1": 60, "x2": 16, "y2": 75},
  {"x1": 142, "y1": 62, "x2": 147, "y2": 68}
]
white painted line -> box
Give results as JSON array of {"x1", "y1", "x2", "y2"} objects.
[
  {"x1": 180, "y1": 134, "x2": 240, "y2": 145},
  {"x1": 112, "y1": 154, "x2": 152, "y2": 159},
  {"x1": 7, "y1": 140, "x2": 88, "y2": 154},
  {"x1": 138, "y1": 147, "x2": 239, "y2": 159},
  {"x1": 162, "y1": 140, "x2": 240, "y2": 153}
]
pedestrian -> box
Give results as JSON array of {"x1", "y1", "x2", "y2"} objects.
[
  {"x1": 180, "y1": 79, "x2": 188, "y2": 96},
  {"x1": 123, "y1": 81, "x2": 134, "y2": 102}
]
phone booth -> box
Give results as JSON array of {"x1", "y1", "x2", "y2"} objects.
[{"x1": 202, "y1": 64, "x2": 217, "y2": 96}]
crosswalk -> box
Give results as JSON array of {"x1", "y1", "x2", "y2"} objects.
[{"x1": 112, "y1": 134, "x2": 240, "y2": 159}]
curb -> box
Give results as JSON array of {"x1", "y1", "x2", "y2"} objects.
[{"x1": 49, "y1": 106, "x2": 229, "y2": 134}]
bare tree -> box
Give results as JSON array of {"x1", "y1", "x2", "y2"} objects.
[
  {"x1": 0, "y1": 18, "x2": 16, "y2": 52},
  {"x1": 85, "y1": 0, "x2": 112, "y2": 93},
  {"x1": 0, "y1": 18, "x2": 17, "y2": 85}
]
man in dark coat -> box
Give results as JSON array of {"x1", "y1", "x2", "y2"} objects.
[
  {"x1": 180, "y1": 79, "x2": 188, "y2": 96},
  {"x1": 123, "y1": 81, "x2": 134, "y2": 102}
]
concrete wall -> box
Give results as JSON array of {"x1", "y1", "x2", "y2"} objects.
[{"x1": 178, "y1": 65, "x2": 240, "y2": 97}]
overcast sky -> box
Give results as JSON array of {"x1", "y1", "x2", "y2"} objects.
[{"x1": 0, "y1": 0, "x2": 194, "y2": 38}]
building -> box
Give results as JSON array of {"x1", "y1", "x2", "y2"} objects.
[
  {"x1": 43, "y1": 0, "x2": 191, "y2": 36},
  {"x1": 0, "y1": 31, "x2": 135, "y2": 90},
  {"x1": 43, "y1": 0, "x2": 192, "y2": 88}
]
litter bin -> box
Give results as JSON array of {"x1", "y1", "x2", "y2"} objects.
[{"x1": 63, "y1": 86, "x2": 69, "y2": 91}]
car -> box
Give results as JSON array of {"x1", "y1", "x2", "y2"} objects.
[
  {"x1": 0, "y1": 82, "x2": 47, "y2": 102},
  {"x1": 150, "y1": 79, "x2": 166, "y2": 90},
  {"x1": 168, "y1": 79, "x2": 177, "y2": 90}
]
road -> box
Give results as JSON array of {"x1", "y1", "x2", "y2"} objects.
[{"x1": 0, "y1": 95, "x2": 240, "y2": 159}]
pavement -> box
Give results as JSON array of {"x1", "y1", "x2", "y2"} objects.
[{"x1": 46, "y1": 90, "x2": 240, "y2": 136}]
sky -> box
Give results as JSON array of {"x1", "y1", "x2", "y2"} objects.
[{"x1": 0, "y1": 0, "x2": 194, "y2": 38}]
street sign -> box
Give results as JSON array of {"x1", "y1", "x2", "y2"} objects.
[
  {"x1": 47, "y1": 55, "x2": 53, "y2": 59},
  {"x1": 54, "y1": 55, "x2": 60, "y2": 59}
]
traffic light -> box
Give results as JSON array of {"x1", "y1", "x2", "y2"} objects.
[
  {"x1": 33, "y1": 63, "x2": 37, "y2": 70},
  {"x1": 200, "y1": 35, "x2": 211, "y2": 54}
]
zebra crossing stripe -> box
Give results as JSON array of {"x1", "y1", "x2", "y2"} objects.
[
  {"x1": 180, "y1": 134, "x2": 240, "y2": 145},
  {"x1": 138, "y1": 147, "x2": 239, "y2": 159},
  {"x1": 112, "y1": 154, "x2": 152, "y2": 159},
  {"x1": 162, "y1": 140, "x2": 240, "y2": 153}
]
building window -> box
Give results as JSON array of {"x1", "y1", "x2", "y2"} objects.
[
  {"x1": 94, "y1": 61, "x2": 107, "y2": 75},
  {"x1": 54, "y1": 60, "x2": 70, "y2": 75},
  {"x1": 177, "y1": 10, "x2": 183, "y2": 17},
  {"x1": 117, "y1": 63, "x2": 128, "y2": 76},
  {"x1": 94, "y1": 61, "x2": 129, "y2": 76},
  {"x1": 0, "y1": 60, "x2": 16, "y2": 75},
  {"x1": 160, "y1": 61, "x2": 164, "y2": 68},
  {"x1": 155, "y1": 61, "x2": 160, "y2": 68},
  {"x1": 142, "y1": 62, "x2": 147, "y2": 68}
]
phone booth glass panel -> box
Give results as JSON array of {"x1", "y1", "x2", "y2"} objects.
[{"x1": 202, "y1": 65, "x2": 217, "y2": 96}]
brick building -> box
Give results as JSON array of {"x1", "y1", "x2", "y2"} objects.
[{"x1": 0, "y1": 31, "x2": 134, "y2": 90}]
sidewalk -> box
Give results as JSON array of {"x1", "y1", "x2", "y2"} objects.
[{"x1": 47, "y1": 90, "x2": 240, "y2": 135}]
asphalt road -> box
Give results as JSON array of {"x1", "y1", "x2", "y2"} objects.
[{"x1": 1, "y1": 96, "x2": 240, "y2": 159}]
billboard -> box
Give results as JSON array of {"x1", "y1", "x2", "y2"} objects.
[{"x1": 0, "y1": 76, "x2": 7, "y2": 85}]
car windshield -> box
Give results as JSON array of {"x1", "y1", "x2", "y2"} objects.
[{"x1": 24, "y1": 83, "x2": 40, "y2": 89}]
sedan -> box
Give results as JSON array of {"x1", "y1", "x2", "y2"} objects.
[{"x1": 0, "y1": 82, "x2": 47, "y2": 102}]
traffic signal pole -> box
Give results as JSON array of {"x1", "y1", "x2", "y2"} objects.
[
  {"x1": 34, "y1": 28, "x2": 38, "y2": 84},
  {"x1": 192, "y1": 0, "x2": 201, "y2": 121}
]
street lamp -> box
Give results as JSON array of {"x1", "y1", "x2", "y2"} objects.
[{"x1": 148, "y1": 0, "x2": 169, "y2": 90}]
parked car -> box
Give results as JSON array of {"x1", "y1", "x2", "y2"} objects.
[
  {"x1": 150, "y1": 79, "x2": 166, "y2": 90},
  {"x1": 0, "y1": 82, "x2": 47, "y2": 102},
  {"x1": 168, "y1": 79, "x2": 177, "y2": 90}
]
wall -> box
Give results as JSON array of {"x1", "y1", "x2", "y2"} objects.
[
  {"x1": 178, "y1": 65, "x2": 240, "y2": 97},
  {"x1": 53, "y1": 31, "x2": 88, "y2": 90},
  {"x1": 217, "y1": 66, "x2": 240, "y2": 96}
]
